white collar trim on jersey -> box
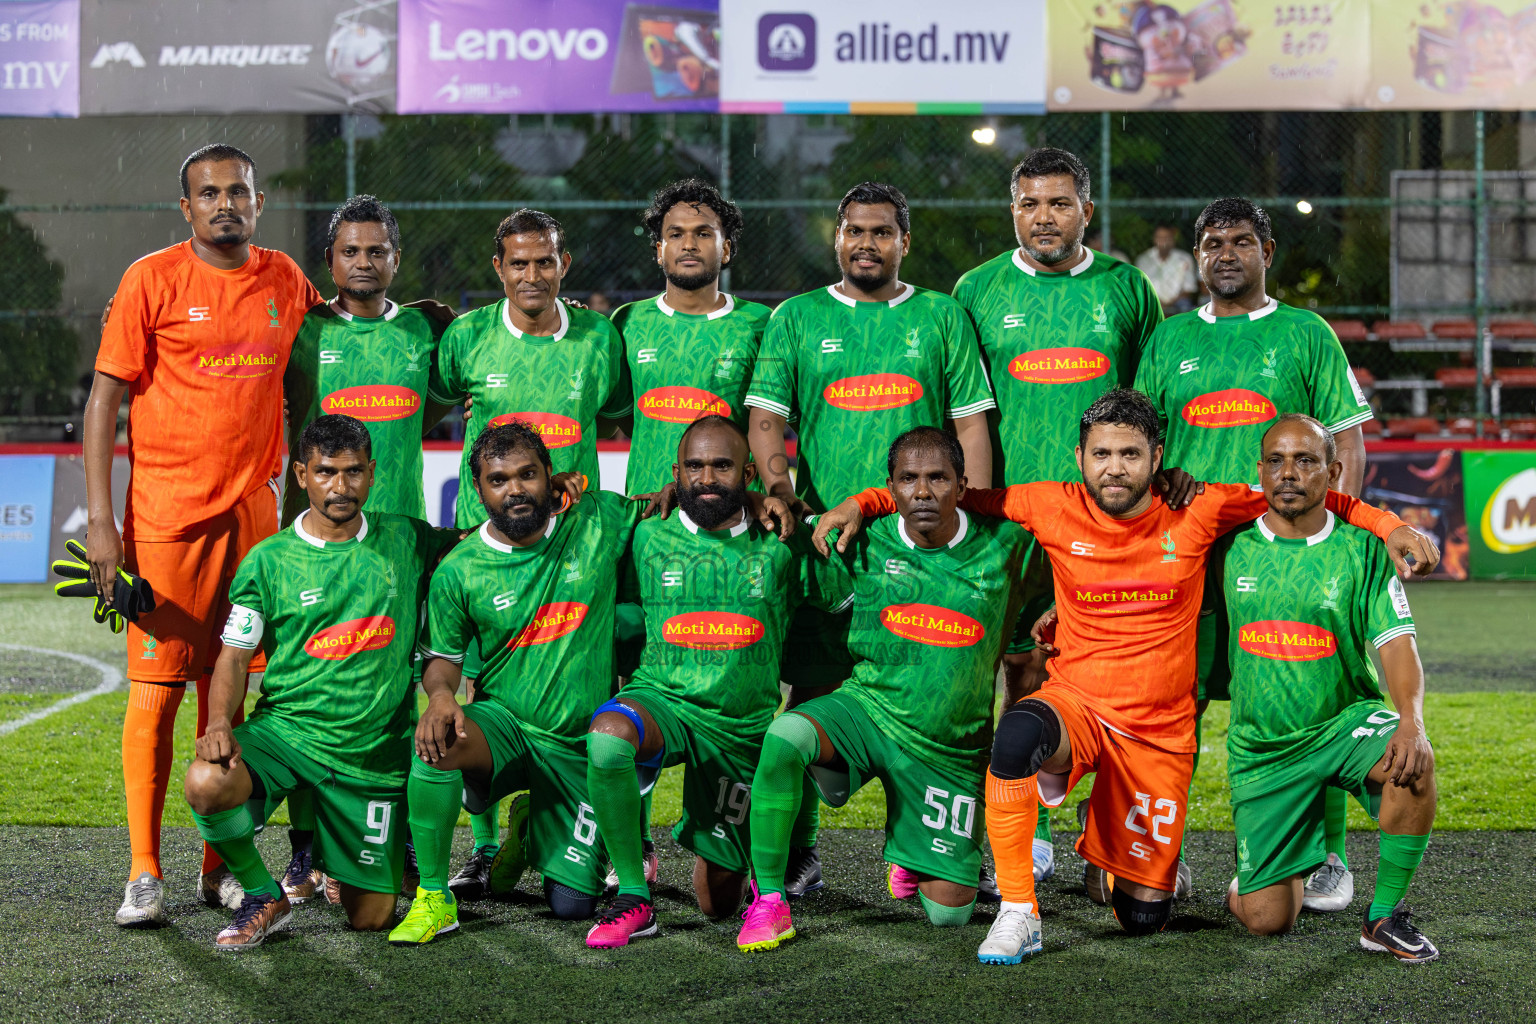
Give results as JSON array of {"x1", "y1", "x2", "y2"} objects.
[
  {"x1": 502, "y1": 297, "x2": 570, "y2": 341},
  {"x1": 678, "y1": 507, "x2": 751, "y2": 537},
  {"x1": 329, "y1": 297, "x2": 400, "y2": 322},
  {"x1": 897, "y1": 508, "x2": 969, "y2": 550},
  {"x1": 293, "y1": 509, "x2": 368, "y2": 548},
  {"x1": 656, "y1": 292, "x2": 736, "y2": 320},
  {"x1": 477, "y1": 513, "x2": 559, "y2": 553},
  {"x1": 1198, "y1": 296, "x2": 1279, "y2": 324},
  {"x1": 1011, "y1": 247, "x2": 1092, "y2": 278},
  {"x1": 1256, "y1": 508, "x2": 1334, "y2": 546},
  {"x1": 825, "y1": 280, "x2": 914, "y2": 309}
]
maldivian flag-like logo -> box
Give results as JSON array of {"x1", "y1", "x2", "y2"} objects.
[
  {"x1": 823, "y1": 373, "x2": 923, "y2": 412},
  {"x1": 490, "y1": 412, "x2": 582, "y2": 448},
  {"x1": 1181, "y1": 388, "x2": 1277, "y2": 428},
  {"x1": 323, "y1": 385, "x2": 421, "y2": 422},
  {"x1": 1008, "y1": 347, "x2": 1110, "y2": 384},
  {"x1": 196, "y1": 341, "x2": 280, "y2": 380},
  {"x1": 663, "y1": 611, "x2": 765, "y2": 650},
  {"x1": 1238, "y1": 620, "x2": 1337, "y2": 661},
  {"x1": 1070, "y1": 580, "x2": 1179, "y2": 612},
  {"x1": 639, "y1": 386, "x2": 732, "y2": 423},
  {"x1": 305, "y1": 616, "x2": 396, "y2": 660},
  {"x1": 880, "y1": 603, "x2": 984, "y2": 647},
  {"x1": 510, "y1": 602, "x2": 588, "y2": 648}
]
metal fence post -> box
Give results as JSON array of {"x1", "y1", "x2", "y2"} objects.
[
  {"x1": 344, "y1": 113, "x2": 358, "y2": 199},
  {"x1": 1474, "y1": 110, "x2": 1488, "y2": 437},
  {"x1": 719, "y1": 112, "x2": 732, "y2": 294},
  {"x1": 1100, "y1": 111, "x2": 1111, "y2": 252}
]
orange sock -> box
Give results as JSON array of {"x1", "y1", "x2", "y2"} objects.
[
  {"x1": 123, "y1": 681, "x2": 185, "y2": 880},
  {"x1": 986, "y1": 770, "x2": 1041, "y2": 908},
  {"x1": 193, "y1": 671, "x2": 248, "y2": 875}
]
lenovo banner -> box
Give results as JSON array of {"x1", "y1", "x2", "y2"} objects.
[
  {"x1": 397, "y1": 0, "x2": 720, "y2": 114},
  {"x1": 79, "y1": 0, "x2": 396, "y2": 114},
  {"x1": 0, "y1": 0, "x2": 78, "y2": 117},
  {"x1": 720, "y1": 0, "x2": 1046, "y2": 112}
]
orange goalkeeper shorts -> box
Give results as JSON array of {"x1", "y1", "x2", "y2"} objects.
[{"x1": 123, "y1": 483, "x2": 277, "y2": 683}]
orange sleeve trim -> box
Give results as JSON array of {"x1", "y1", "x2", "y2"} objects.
[{"x1": 853, "y1": 487, "x2": 896, "y2": 516}]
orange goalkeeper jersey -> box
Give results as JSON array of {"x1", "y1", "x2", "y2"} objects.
[
  {"x1": 851, "y1": 483, "x2": 1406, "y2": 752},
  {"x1": 96, "y1": 241, "x2": 322, "y2": 540}
]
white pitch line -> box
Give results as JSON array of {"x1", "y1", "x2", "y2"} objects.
[{"x1": 0, "y1": 643, "x2": 124, "y2": 737}]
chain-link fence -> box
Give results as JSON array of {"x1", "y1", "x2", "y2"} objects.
[{"x1": 3, "y1": 109, "x2": 1533, "y2": 438}]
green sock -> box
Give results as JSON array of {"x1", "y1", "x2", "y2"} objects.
[
  {"x1": 1179, "y1": 717, "x2": 1202, "y2": 864},
  {"x1": 588, "y1": 732, "x2": 649, "y2": 898},
  {"x1": 408, "y1": 757, "x2": 465, "y2": 894},
  {"x1": 919, "y1": 891, "x2": 976, "y2": 927},
  {"x1": 789, "y1": 774, "x2": 820, "y2": 848},
  {"x1": 192, "y1": 805, "x2": 280, "y2": 899},
  {"x1": 1323, "y1": 787, "x2": 1350, "y2": 867},
  {"x1": 1034, "y1": 803, "x2": 1052, "y2": 842},
  {"x1": 1369, "y1": 831, "x2": 1430, "y2": 921},
  {"x1": 469, "y1": 799, "x2": 502, "y2": 856},
  {"x1": 640, "y1": 787, "x2": 654, "y2": 847},
  {"x1": 749, "y1": 715, "x2": 819, "y2": 897}
]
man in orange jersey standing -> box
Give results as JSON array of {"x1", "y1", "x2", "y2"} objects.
[
  {"x1": 83, "y1": 144, "x2": 323, "y2": 926},
  {"x1": 813, "y1": 389, "x2": 1438, "y2": 963}
]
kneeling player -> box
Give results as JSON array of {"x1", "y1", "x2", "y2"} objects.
[
  {"x1": 1224, "y1": 415, "x2": 1438, "y2": 962},
  {"x1": 738, "y1": 428, "x2": 1027, "y2": 952},
  {"x1": 184, "y1": 415, "x2": 457, "y2": 949}
]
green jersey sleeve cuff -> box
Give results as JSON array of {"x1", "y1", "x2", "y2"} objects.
[
  {"x1": 745, "y1": 395, "x2": 791, "y2": 418},
  {"x1": 1371, "y1": 624, "x2": 1416, "y2": 648},
  {"x1": 948, "y1": 397, "x2": 997, "y2": 419},
  {"x1": 420, "y1": 646, "x2": 465, "y2": 664},
  {"x1": 220, "y1": 604, "x2": 264, "y2": 649},
  {"x1": 1325, "y1": 408, "x2": 1375, "y2": 433}
]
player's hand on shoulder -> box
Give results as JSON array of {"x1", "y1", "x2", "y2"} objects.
[
  {"x1": 460, "y1": 395, "x2": 473, "y2": 423},
  {"x1": 1386, "y1": 525, "x2": 1440, "y2": 578},
  {"x1": 416, "y1": 692, "x2": 466, "y2": 763},
  {"x1": 1153, "y1": 466, "x2": 1204, "y2": 509},
  {"x1": 196, "y1": 721, "x2": 241, "y2": 768},
  {"x1": 1030, "y1": 605, "x2": 1060, "y2": 656},
  {"x1": 401, "y1": 298, "x2": 459, "y2": 326},
  {"x1": 638, "y1": 482, "x2": 678, "y2": 520},
  {"x1": 559, "y1": 296, "x2": 589, "y2": 310},
  {"x1": 550, "y1": 471, "x2": 586, "y2": 507},
  {"x1": 812, "y1": 499, "x2": 865, "y2": 556},
  {"x1": 1380, "y1": 724, "x2": 1433, "y2": 787},
  {"x1": 747, "y1": 491, "x2": 797, "y2": 541}
]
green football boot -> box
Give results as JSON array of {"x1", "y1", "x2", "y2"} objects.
[{"x1": 388, "y1": 887, "x2": 458, "y2": 946}]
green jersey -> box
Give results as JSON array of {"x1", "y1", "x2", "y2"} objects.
[
  {"x1": 745, "y1": 283, "x2": 996, "y2": 511},
  {"x1": 823, "y1": 510, "x2": 1027, "y2": 777},
  {"x1": 622, "y1": 510, "x2": 832, "y2": 735},
  {"x1": 430, "y1": 299, "x2": 631, "y2": 527},
  {"x1": 953, "y1": 248, "x2": 1162, "y2": 485},
  {"x1": 1223, "y1": 511, "x2": 1416, "y2": 785},
  {"x1": 424, "y1": 490, "x2": 642, "y2": 755},
  {"x1": 223, "y1": 511, "x2": 456, "y2": 785},
  {"x1": 283, "y1": 300, "x2": 445, "y2": 524},
  {"x1": 612, "y1": 293, "x2": 772, "y2": 496},
  {"x1": 1134, "y1": 299, "x2": 1373, "y2": 485}
]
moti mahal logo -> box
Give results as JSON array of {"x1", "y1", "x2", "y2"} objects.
[
  {"x1": 663, "y1": 612, "x2": 765, "y2": 650},
  {"x1": 823, "y1": 373, "x2": 923, "y2": 412},
  {"x1": 1481, "y1": 467, "x2": 1536, "y2": 554},
  {"x1": 305, "y1": 616, "x2": 396, "y2": 660},
  {"x1": 1071, "y1": 580, "x2": 1179, "y2": 612},
  {"x1": 510, "y1": 602, "x2": 588, "y2": 648},
  {"x1": 1008, "y1": 347, "x2": 1110, "y2": 385},
  {"x1": 489, "y1": 412, "x2": 582, "y2": 448},
  {"x1": 323, "y1": 385, "x2": 421, "y2": 422},
  {"x1": 1181, "y1": 388, "x2": 1277, "y2": 428},
  {"x1": 880, "y1": 603, "x2": 984, "y2": 648},
  {"x1": 639, "y1": 386, "x2": 732, "y2": 423},
  {"x1": 759, "y1": 13, "x2": 816, "y2": 71},
  {"x1": 1237, "y1": 620, "x2": 1337, "y2": 662},
  {"x1": 196, "y1": 341, "x2": 279, "y2": 380}
]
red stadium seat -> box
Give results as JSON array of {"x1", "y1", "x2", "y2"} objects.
[
  {"x1": 1445, "y1": 417, "x2": 1500, "y2": 435},
  {"x1": 1328, "y1": 319, "x2": 1370, "y2": 342},
  {"x1": 1371, "y1": 320, "x2": 1427, "y2": 340},
  {"x1": 1503, "y1": 418, "x2": 1536, "y2": 437},
  {"x1": 1434, "y1": 367, "x2": 1479, "y2": 388},
  {"x1": 1362, "y1": 417, "x2": 1384, "y2": 436},
  {"x1": 1350, "y1": 366, "x2": 1376, "y2": 388},
  {"x1": 1385, "y1": 417, "x2": 1441, "y2": 437},
  {"x1": 1491, "y1": 320, "x2": 1536, "y2": 339},
  {"x1": 1494, "y1": 367, "x2": 1536, "y2": 387},
  {"x1": 1430, "y1": 319, "x2": 1478, "y2": 339}
]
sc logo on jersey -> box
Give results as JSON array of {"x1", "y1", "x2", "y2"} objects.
[
  {"x1": 320, "y1": 350, "x2": 342, "y2": 365},
  {"x1": 820, "y1": 339, "x2": 843, "y2": 353},
  {"x1": 1001, "y1": 314, "x2": 1027, "y2": 330},
  {"x1": 1179, "y1": 358, "x2": 1200, "y2": 375},
  {"x1": 486, "y1": 373, "x2": 509, "y2": 388},
  {"x1": 637, "y1": 348, "x2": 658, "y2": 364},
  {"x1": 1236, "y1": 576, "x2": 1258, "y2": 593},
  {"x1": 189, "y1": 307, "x2": 212, "y2": 322},
  {"x1": 299, "y1": 588, "x2": 323, "y2": 607},
  {"x1": 1071, "y1": 541, "x2": 1096, "y2": 557},
  {"x1": 492, "y1": 590, "x2": 517, "y2": 612}
]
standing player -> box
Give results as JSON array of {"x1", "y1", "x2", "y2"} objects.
[
  {"x1": 182, "y1": 415, "x2": 457, "y2": 948},
  {"x1": 1134, "y1": 197, "x2": 1375, "y2": 909},
  {"x1": 1224, "y1": 415, "x2": 1437, "y2": 962},
  {"x1": 952, "y1": 148, "x2": 1163, "y2": 883},
  {"x1": 738, "y1": 428, "x2": 1026, "y2": 952},
  {"x1": 813, "y1": 390, "x2": 1433, "y2": 963},
  {"x1": 83, "y1": 144, "x2": 322, "y2": 925},
  {"x1": 744, "y1": 182, "x2": 997, "y2": 892}
]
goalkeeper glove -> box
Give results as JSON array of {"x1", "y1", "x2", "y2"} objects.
[{"x1": 52, "y1": 538, "x2": 157, "y2": 633}]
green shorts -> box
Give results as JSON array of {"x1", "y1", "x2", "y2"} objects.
[
  {"x1": 620, "y1": 684, "x2": 764, "y2": 874},
  {"x1": 461, "y1": 700, "x2": 605, "y2": 895},
  {"x1": 781, "y1": 603, "x2": 856, "y2": 689},
  {"x1": 236, "y1": 714, "x2": 405, "y2": 894},
  {"x1": 1006, "y1": 533, "x2": 1055, "y2": 656},
  {"x1": 794, "y1": 690, "x2": 985, "y2": 888},
  {"x1": 614, "y1": 602, "x2": 646, "y2": 679},
  {"x1": 1230, "y1": 701, "x2": 1401, "y2": 894}
]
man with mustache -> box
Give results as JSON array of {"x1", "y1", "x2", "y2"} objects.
[
  {"x1": 1134, "y1": 198, "x2": 1375, "y2": 911},
  {"x1": 744, "y1": 182, "x2": 997, "y2": 895},
  {"x1": 950, "y1": 147, "x2": 1164, "y2": 887},
  {"x1": 84, "y1": 143, "x2": 323, "y2": 925},
  {"x1": 181, "y1": 414, "x2": 459, "y2": 949},
  {"x1": 813, "y1": 389, "x2": 1436, "y2": 964}
]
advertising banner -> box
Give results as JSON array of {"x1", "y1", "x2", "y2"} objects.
[
  {"x1": 719, "y1": 0, "x2": 1046, "y2": 113},
  {"x1": 1362, "y1": 448, "x2": 1469, "y2": 581},
  {"x1": 0, "y1": 455, "x2": 56, "y2": 583},
  {"x1": 1367, "y1": 0, "x2": 1536, "y2": 110},
  {"x1": 1462, "y1": 450, "x2": 1536, "y2": 579},
  {"x1": 80, "y1": 0, "x2": 396, "y2": 114},
  {"x1": 0, "y1": 0, "x2": 78, "y2": 117},
  {"x1": 1047, "y1": 0, "x2": 1369, "y2": 111},
  {"x1": 397, "y1": 0, "x2": 720, "y2": 114}
]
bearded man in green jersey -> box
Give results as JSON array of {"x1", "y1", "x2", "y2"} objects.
[
  {"x1": 1223, "y1": 415, "x2": 1438, "y2": 963},
  {"x1": 184, "y1": 415, "x2": 459, "y2": 950},
  {"x1": 736, "y1": 427, "x2": 1027, "y2": 952},
  {"x1": 953, "y1": 147, "x2": 1165, "y2": 884},
  {"x1": 744, "y1": 182, "x2": 998, "y2": 895},
  {"x1": 1134, "y1": 197, "x2": 1375, "y2": 910}
]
